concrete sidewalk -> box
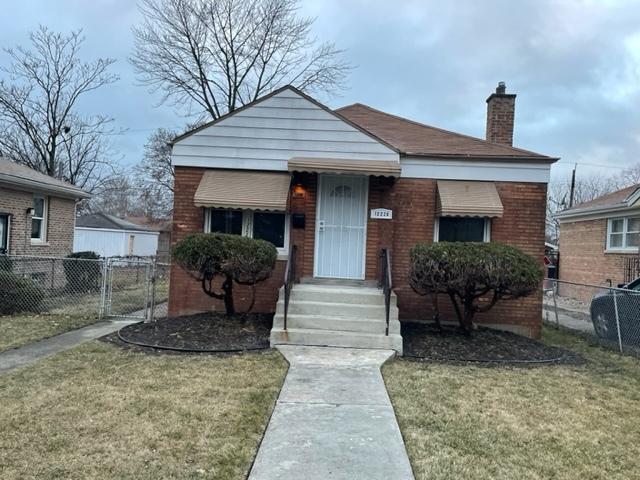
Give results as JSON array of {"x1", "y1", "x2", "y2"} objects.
[
  {"x1": 249, "y1": 346, "x2": 414, "y2": 480},
  {"x1": 0, "y1": 319, "x2": 138, "y2": 374}
]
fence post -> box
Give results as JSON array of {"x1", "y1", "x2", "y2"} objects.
[
  {"x1": 147, "y1": 259, "x2": 157, "y2": 323},
  {"x1": 551, "y1": 279, "x2": 560, "y2": 329},
  {"x1": 98, "y1": 257, "x2": 109, "y2": 320},
  {"x1": 613, "y1": 289, "x2": 623, "y2": 353}
]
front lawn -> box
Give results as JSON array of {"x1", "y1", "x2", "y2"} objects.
[
  {"x1": 0, "y1": 342, "x2": 288, "y2": 479},
  {"x1": 0, "y1": 314, "x2": 99, "y2": 353},
  {"x1": 383, "y1": 327, "x2": 640, "y2": 480}
]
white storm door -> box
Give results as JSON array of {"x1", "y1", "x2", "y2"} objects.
[{"x1": 315, "y1": 174, "x2": 368, "y2": 279}]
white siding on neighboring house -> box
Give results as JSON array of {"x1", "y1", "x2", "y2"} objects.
[
  {"x1": 74, "y1": 227, "x2": 159, "y2": 257},
  {"x1": 172, "y1": 88, "x2": 399, "y2": 171}
]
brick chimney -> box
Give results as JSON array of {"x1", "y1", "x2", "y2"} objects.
[{"x1": 486, "y1": 81, "x2": 516, "y2": 146}]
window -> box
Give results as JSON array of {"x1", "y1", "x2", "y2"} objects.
[
  {"x1": 31, "y1": 196, "x2": 47, "y2": 243},
  {"x1": 205, "y1": 208, "x2": 288, "y2": 253},
  {"x1": 607, "y1": 216, "x2": 640, "y2": 251},
  {"x1": 0, "y1": 215, "x2": 8, "y2": 254},
  {"x1": 253, "y1": 212, "x2": 286, "y2": 248},
  {"x1": 435, "y1": 217, "x2": 490, "y2": 242}
]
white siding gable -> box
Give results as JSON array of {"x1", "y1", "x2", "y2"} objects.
[{"x1": 172, "y1": 88, "x2": 399, "y2": 171}]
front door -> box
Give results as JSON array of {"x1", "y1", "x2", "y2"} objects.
[{"x1": 315, "y1": 174, "x2": 368, "y2": 279}]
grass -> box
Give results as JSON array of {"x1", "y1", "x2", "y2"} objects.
[
  {"x1": 0, "y1": 314, "x2": 99, "y2": 353},
  {"x1": 0, "y1": 342, "x2": 288, "y2": 479},
  {"x1": 383, "y1": 327, "x2": 640, "y2": 480}
]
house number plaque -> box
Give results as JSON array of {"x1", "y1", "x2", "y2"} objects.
[{"x1": 370, "y1": 208, "x2": 392, "y2": 220}]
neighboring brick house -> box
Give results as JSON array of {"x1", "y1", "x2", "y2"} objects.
[
  {"x1": 0, "y1": 157, "x2": 90, "y2": 257},
  {"x1": 557, "y1": 184, "x2": 640, "y2": 301},
  {"x1": 169, "y1": 82, "x2": 556, "y2": 346}
]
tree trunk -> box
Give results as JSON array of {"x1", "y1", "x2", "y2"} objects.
[
  {"x1": 431, "y1": 293, "x2": 442, "y2": 332},
  {"x1": 460, "y1": 299, "x2": 475, "y2": 336},
  {"x1": 222, "y1": 275, "x2": 235, "y2": 316}
]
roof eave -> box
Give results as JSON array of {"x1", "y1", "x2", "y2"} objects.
[
  {"x1": 0, "y1": 174, "x2": 92, "y2": 199},
  {"x1": 402, "y1": 152, "x2": 559, "y2": 163}
]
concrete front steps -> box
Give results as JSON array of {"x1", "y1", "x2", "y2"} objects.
[{"x1": 270, "y1": 283, "x2": 403, "y2": 354}]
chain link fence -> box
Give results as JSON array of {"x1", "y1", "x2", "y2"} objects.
[
  {"x1": 544, "y1": 278, "x2": 640, "y2": 355},
  {"x1": 0, "y1": 255, "x2": 170, "y2": 322}
]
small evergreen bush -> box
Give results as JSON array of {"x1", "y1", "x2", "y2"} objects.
[
  {"x1": 409, "y1": 242, "x2": 543, "y2": 334},
  {"x1": 173, "y1": 233, "x2": 277, "y2": 316}
]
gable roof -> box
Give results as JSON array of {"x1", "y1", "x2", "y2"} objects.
[
  {"x1": 76, "y1": 213, "x2": 157, "y2": 232},
  {"x1": 171, "y1": 85, "x2": 557, "y2": 164},
  {"x1": 335, "y1": 103, "x2": 556, "y2": 161},
  {"x1": 556, "y1": 183, "x2": 640, "y2": 221},
  {"x1": 171, "y1": 85, "x2": 398, "y2": 153},
  {"x1": 0, "y1": 157, "x2": 90, "y2": 199}
]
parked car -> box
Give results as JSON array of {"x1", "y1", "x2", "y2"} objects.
[{"x1": 590, "y1": 277, "x2": 640, "y2": 346}]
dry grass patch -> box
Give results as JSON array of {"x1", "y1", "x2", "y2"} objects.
[
  {"x1": 0, "y1": 342, "x2": 288, "y2": 479},
  {"x1": 383, "y1": 328, "x2": 640, "y2": 480},
  {"x1": 0, "y1": 314, "x2": 99, "y2": 352}
]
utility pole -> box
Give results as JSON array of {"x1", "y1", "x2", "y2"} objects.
[{"x1": 569, "y1": 163, "x2": 577, "y2": 208}]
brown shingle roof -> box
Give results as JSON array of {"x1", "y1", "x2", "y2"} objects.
[
  {"x1": 335, "y1": 103, "x2": 555, "y2": 161},
  {"x1": 563, "y1": 184, "x2": 640, "y2": 213}
]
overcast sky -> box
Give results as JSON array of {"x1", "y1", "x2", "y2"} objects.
[{"x1": 2, "y1": 0, "x2": 640, "y2": 185}]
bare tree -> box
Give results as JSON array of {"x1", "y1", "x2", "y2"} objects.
[
  {"x1": 135, "y1": 128, "x2": 175, "y2": 218},
  {"x1": 131, "y1": 0, "x2": 351, "y2": 120},
  {"x1": 0, "y1": 27, "x2": 119, "y2": 192},
  {"x1": 620, "y1": 163, "x2": 640, "y2": 186},
  {"x1": 87, "y1": 173, "x2": 138, "y2": 217}
]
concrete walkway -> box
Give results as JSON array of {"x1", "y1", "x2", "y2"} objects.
[
  {"x1": 249, "y1": 346, "x2": 414, "y2": 480},
  {"x1": 0, "y1": 319, "x2": 138, "y2": 374}
]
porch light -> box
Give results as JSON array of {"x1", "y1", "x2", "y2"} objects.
[{"x1": 292, "y1": 183, "x2": 306, "y2": 199}]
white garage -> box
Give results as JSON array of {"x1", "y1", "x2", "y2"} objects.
[{"x1": 74, "y1": 213, "x2": 160, "y2": 257}]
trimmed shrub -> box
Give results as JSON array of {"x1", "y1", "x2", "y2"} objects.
[
  {"x1": 173, "y1": 233, "x2": 277, "y2": 316},
  {"x1": 409, "y1": 242, "x2": 543, "y2": 334},
  {"x1": 0, "y1": 271, "x2": 44, "y2": 315},
  {"x1": 63, "y1": 251, "x2": 102, "y2": 292}
]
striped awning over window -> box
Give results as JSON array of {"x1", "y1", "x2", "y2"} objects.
[
  {"x1": 436, "y1": 180, "x2": 504, "y2": 218},
  {"x1": 194, "y1": 170, "x2": 291, "y2": 211},
  {"x1": 288, "y1": 157, "x2": 401, "y2": 177}
]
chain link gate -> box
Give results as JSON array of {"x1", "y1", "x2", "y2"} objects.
[{"x1": 100, "y1": 258, "x2": 156, "y2": 321}]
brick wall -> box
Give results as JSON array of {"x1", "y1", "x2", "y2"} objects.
[
  {"x1": 558, "y1": 218, "x2": 633, "y2": 302},
  {"x1": 168, "y1": 167, "x2": 287, "y2": 317},
  {"x1": 169, "y1": 167, "x2": 547, "y2": 337},
  {"x1": 388, "y1": 179, "x2": 547, "y2": 338},
  {"x1": 0, "y1": 186, "x2": 76, "y2": 256}
]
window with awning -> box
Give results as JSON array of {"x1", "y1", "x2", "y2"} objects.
[
  {"x1": 435, "y1": 181, "x2": 503, "y2": 243},
  {"x1": 194, "y1": 170, "x2": 291, "y2": 211}
]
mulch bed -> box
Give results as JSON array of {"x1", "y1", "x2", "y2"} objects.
[
  {"x1": 101, "y1": 312, "x2": 273, "y2": 355},
  {"x1": 402, "y1": 322, "x2": 583, "y2": 366}
]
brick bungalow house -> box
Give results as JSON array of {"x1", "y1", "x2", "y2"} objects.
[
  {"x1": 0, "y1": 157, "x2": 90, "y2": 256},
  {"x1": 556, "y1": 183, "x2": 640, "y2": 300},
  {"x1": 169, "y1": 83, "x2": 557, "y2": 351}
]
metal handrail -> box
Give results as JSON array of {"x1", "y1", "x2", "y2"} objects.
[
  {"x1": 283, "y1": 244, "x2": 297, "y2": 331},
  {"x1": 380, "y1": 248, "x2": 392, "y2": 336}
]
